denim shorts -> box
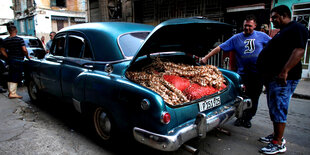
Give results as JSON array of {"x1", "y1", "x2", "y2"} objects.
[{"x1": 265, "y1": 79, "x2": 299, "y2": 123}]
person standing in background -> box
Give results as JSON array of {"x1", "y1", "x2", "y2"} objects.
[
  {"x1": 201, "y1": 14, "x2": 271, "y2": 128},
  {"x1": 41, "y1": 36, "x2": 45, "y2": 47},
  {"x1": 260, "y1": 24, "x2": 269, "y2": 35},
  {"x1": 257, "y1": 5, "x2": 308, "y2": 154},
  {"x1": 45, "y1": 31, "x2": 56, "y2": 53}
]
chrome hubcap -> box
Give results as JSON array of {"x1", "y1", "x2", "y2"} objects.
[{"x1": 94, "y1": 107, "x2": 111, "y2": 140}]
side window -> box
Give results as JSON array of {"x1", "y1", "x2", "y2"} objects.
[
  {"x1": 67, "y1": 35, "x2": 84, "y2": 58},
  {"x1": 67, "y1": 34, "x2": 93, "y2": 60},
  {"x1": 51, "y1": 35, "x2": 66, "y2": 56},
  {"x1": 82, "y1": 42, "x2": 93, "y2": 60}
]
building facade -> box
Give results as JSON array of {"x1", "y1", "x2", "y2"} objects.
[
  {"x1": 88, "y1": 0, "x2": 271, "y2": 28},
  {"x1": 0, "y1": 0, "x2": 14, "y2": 34},
  {"x1": 12, "y1": 0, "x2": 87, "y2": 40},
  {"x1": 88, "y1": 0, "x2": 271, "y2": 69}
]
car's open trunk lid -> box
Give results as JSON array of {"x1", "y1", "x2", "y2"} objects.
[{"x1": 130, "y1": 17, "x2": 233, "y2": 65}]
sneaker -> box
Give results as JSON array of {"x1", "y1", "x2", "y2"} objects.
[
  {"x1": 234, "y1": 118, "x2": 243, "y2": 126},
  {"x1": 259, "y1": 134, "x2": 274, "y2": 143},
  {"x1": 260, "y1": 142, "x2": 286, "y2": 154},
  {"x1": 259, "y1": 134, "x2": 286, "y2": 145}
]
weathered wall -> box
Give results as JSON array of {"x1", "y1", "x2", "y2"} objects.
[{"x1": 35, "y1": 0, "x2": 86, "y2": 11}]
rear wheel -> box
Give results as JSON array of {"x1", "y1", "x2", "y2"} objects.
[{"x1": 93, "y1": 107, "x2": 114, "y2": 141}]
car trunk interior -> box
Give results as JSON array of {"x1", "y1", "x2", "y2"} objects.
[{"x1": 126, "y1": 54, "x2": 228, "y2": 107}]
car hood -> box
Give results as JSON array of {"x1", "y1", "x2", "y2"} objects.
[{"x1": 130, "y1": 17, "x2": 233, "y2": 65}]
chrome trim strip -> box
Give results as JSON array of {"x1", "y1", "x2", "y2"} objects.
[{"x1": 72, "y1": 98, "x2": 82, "y2": 113}]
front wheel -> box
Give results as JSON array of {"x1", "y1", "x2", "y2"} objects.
[{"x1": 27, "y1": 79, "x2": 42, "y2": 103}]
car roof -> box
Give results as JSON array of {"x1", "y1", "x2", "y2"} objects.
[
  {"x1": 19, "y1": 35, "x2": 40, "y2": 39},
  {"x1": 0, "y1": 35, "x2": 39, "y2": 40},
  {"x1": 58, "y1": 22, "x2": 155, "y2": 61}
]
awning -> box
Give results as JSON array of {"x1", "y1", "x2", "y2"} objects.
[
  {"x1": 51, "y1": 16, "x2": 68, "y2": 21},
  {"x1": 227, "y1": 3, "x2": 265, "y2": 13}
]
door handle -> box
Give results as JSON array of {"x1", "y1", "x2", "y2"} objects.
[
  {"x1": 57, "y1": 60, "x2": 63, "y2": 63},
  {"x1": 83, "y1": 64, "x2": 94, "y2": 69}
]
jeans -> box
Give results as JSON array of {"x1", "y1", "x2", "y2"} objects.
[
  {"x1": 240, "y1": 72, "x2": 263, "y2": 122},
  {"x1": 8, "y1": 59, "x2": 24, "y2": 83},
  {"x1": 265, "y1": 79, "x2": 299, "y2": 123}
]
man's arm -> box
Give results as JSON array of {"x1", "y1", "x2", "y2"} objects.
[
  {"x1": 22, "y1": 46, "x2": 30, "y2": 59},
  {"x1": 0, "y1": 47, "x2": 8, "y2": 58},
  {"x1": 200, "y1": 46, "x2": 222, "y2": 64},
  {"x1": 278, "y1": 48, "x2": 305, "y2": 84}
]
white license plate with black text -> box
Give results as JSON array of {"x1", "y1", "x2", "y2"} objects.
[{"x1": 198, "y1": 96, "x2": 221, "y2": 112}]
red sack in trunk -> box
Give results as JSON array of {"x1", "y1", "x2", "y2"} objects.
[
  {"x1": 183, "y1": 83, "x2": 225, "y2": 101},
  {"x1": 163, "y1": 75, "x2": 190, "y2": 92}
]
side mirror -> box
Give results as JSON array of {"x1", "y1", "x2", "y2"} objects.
[{"x1": 35, "y1": 49, "x2": 46, "y2": 59}]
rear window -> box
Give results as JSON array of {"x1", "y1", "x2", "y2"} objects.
[
  {"x1": 24, "y1": 38, "x2": 43, "y2": 48},
  {"x1": 118, "y1": 32, "x2": 150, "y2": 57}
]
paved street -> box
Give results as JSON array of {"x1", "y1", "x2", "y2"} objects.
[{"x1": 0, "y1": 86, "x2": 310, "y2": 155}]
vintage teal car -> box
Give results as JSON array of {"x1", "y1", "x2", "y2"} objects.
[{"x1": 25, "y1": 18, "x2": 251, "y2": 151}]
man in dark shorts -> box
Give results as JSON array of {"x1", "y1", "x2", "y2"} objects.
[
  {"x1": 257, "y1": 5, "x2": 308, "y2": 154},
  {"x1": 0, "y1": 25, "x2": 29, "y2": 99}
]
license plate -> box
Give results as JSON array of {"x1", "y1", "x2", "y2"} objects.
[{"x1": 198, "y1": 96, "x2": 221, "y2": 112}]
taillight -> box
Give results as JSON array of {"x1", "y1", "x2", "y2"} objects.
[{"x1": 161, "y1": 112, "x2": 171, "y2": 124}]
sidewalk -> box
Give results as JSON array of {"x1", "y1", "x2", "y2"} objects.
[{"x1": 293, "y1": 78, "x2": 310, "y2": 99}]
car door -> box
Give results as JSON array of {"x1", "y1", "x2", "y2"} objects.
[
  {"x1": 61, "y1": 32, "x2": 93, "y2": 99},
  {"x1": 39, "y1": 33, "x2": 66, "y2": 97}
]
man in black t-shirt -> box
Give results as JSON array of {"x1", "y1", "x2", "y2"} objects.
[
  {"x1": 257, "y1": 5, "x2": 308, "y2": 154},
  {"x1": 0, "y1": 25, "x2": 29, "y2": 99}
]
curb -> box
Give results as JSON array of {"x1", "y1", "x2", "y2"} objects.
[{"x1": 292, "y1": 93, "x2": 310, "y2": 100}]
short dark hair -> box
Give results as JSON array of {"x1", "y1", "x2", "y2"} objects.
[
  {"x1": 245, "y1": 14, "x2": 257, "y2": 23},
  {"x1": 50, "y1": 31, "x2": 56, "y2": 35},
  {"x1": 271, "y1": 5, "x2": 291, "y2": 18},
  {"x1": 7, "y1": 25, "x2": 17, "y2": 33}
]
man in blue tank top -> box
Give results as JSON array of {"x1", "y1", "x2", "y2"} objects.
[{"x1": 201, "y1": 14, "x2": 271, "y2": 128}]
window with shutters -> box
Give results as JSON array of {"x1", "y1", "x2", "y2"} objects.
[{"x1": 51, "y1": 0, "x2": 66, "y2": 7}]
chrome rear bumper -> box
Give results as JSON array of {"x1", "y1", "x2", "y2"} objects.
[{"x1": 133, "y1": 96, "x2": 251, "y2": 151}]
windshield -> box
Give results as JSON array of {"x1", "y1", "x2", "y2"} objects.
[
  {"x1": 118, "y1": 32, "x2": 150, "y2": 57},
  {"x1": 24, "y1": 38, "x2": 44, "y2": 48}
]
